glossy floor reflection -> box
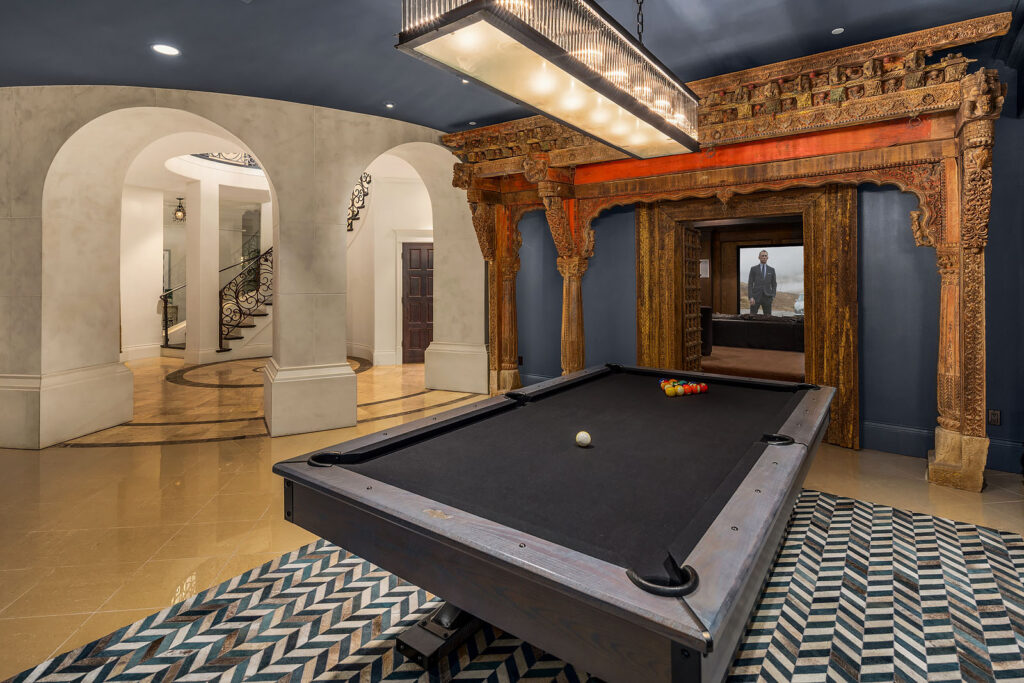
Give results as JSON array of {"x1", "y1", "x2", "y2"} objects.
[{"x1": 0, "y1": 362, "x2": 1020, "y2": 679}]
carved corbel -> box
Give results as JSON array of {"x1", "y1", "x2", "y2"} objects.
[
  {"x1": 522, "y1": 154, "x2": 550, "y2": 184},
  {"x1": 538, "y1": 182, "x2": 574, "y2": 257},
  {"x1": 471, "y1": 203, "x2": 497, "y2": 261},
  {"x1": 958, "y1": 68, "x2": 1005, "y2": 125},
  {"x1": 452, "y1": 162, "x2": 474, "y2": 190},
  {"x1": 958, "y1": 68, "x2": 1003, "y2": 250}
]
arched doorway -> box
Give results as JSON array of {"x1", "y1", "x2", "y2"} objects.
[
  {"x1": 38, "y1": 107, "x2": 279, "y2": 447},
  {"x1": 346, "y1": 142, "x2": 487, "y2": 395}
]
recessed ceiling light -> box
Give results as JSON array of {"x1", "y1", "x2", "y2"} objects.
[
  {"x1": 831, "y1": 27, "x2": 845, "y2": 35},
  {"x1": 462, "y1": 79, "x2": 469, "y2": 84},
  {"x1": 469, "y1": 121, "x2": 477, "y2": 126},
  {"x1": 151, "y1": 44, "x2": 180, "y2": 56},
  {"x1": 385, "y1": 101, "x2": 395, "y2": 109}
]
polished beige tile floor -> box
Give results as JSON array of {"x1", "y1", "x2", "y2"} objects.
[{"x1": 0, "y1": 359, "x2": 1020, "y2": 679}]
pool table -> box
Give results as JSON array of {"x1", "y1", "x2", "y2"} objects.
[{"x1": 273, "y1": 365, "x2": 833, "y2": 682}]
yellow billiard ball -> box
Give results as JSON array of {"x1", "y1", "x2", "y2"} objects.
[{"x1": 575, "y1": 431, "x2": 592, "y2": 447}]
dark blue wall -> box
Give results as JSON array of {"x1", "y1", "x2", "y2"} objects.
[
  {"x1": 516, "y1": 207, "x2": 637, "y2": 385},
  {"x1": 858, "y1": 58, "x2": 1024, "y2": 473},
  {"x1": 983, "y1": 62, "x2": 1024, "y2": 473},
  {"x1": 516, "y1": 211, "x2": 562, "y2": 385},
  {"x1": 858, "y1": 186, "x2": 940, "y2": 456},
  {"x1": 583, "y1": 206, "x2": 637, "y2": 367}
]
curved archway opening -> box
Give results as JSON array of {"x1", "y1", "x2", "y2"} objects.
[
  {"x1": 345, "y1": 141, "x2": 486, "y2": 395},
  {"x1": 122, "y1": 132, "x2": 275, "y2": 363},
  {"x1": 38, "y1": 107, "x2": 279, "y2": 446}
]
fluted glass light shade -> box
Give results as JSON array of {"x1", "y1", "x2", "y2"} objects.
[{"x1": 398, "y1": 0, "x2": 699, "y2": 158}]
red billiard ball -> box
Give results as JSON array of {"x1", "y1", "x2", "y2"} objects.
[
  {"x1": 683, "y1": 384, "x2": 693, "y2": 395},
  {"x1": 699, "y1": 383, "x2": 708, "y2": 393}
]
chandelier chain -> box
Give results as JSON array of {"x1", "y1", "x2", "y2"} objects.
[{"x1": 636, "y1": 0, "x2": 644, "y2": 45}]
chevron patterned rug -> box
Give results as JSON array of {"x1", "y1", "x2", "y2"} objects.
[{"x1": 9, "y1": 491, "x2": 1024, "y2": 682}]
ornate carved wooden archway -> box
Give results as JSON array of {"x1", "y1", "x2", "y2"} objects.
[{"x1": 445, "y1": 14, "x2": 1010, "y2": 492}]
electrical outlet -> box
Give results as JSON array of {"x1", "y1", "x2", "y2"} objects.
[{"x1": 987, "y1": 409, "x2": 1001, "y2": 426}]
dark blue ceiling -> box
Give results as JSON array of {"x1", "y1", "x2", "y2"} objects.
[{"x1": 0, "y1": 0, "x2": 1017, "y2": 133}]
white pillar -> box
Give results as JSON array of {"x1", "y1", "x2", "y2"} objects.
[
  {"x1": 260, "y1": 201, "x2": 273, "y2": 254},
  {"x1": 119, "y1": 186, "x2": 164, "y2": 360},
  {"x1": 184, "y1": 180, "x2": 222, "y2": 365},
  {"x1": 264, "y1": 218, "x2": 356, "y2": 436}
]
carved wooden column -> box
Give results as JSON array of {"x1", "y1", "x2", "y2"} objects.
[
  {"x1": 928, "y1": 68, "x2": 1004, "y2": 492},
  {"x1": 539, "y1": 173, "x2": 591, "y2": 375},
  {"x1": 556, "y1": 255, "x2": 588, "y2": 374},
  {"x1": 469, "y1": 201, "x2": 500, "y2": 392},
  {"x1": 495, "y1": 205, "x2": 523, "y2": 391}
]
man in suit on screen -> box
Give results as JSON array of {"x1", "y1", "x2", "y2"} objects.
[{"x1": 748, "y1": 249, "x2": 777, "y2": 315}]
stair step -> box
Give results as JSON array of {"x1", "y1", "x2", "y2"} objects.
[
  {"x1": 236, "y1": 323, "x2": 256, "y2": 329},
  {"x1": 216, "y1": 347, "x2": 231, "y2": 353},
  {"x1": 161, "y1": 343, "x2": 185, "y2": 350},
  {"x1": 248, "y1": 312, "x2": 269, "y2": 317},
  {"x1": 224, "y1": 335, "x2": 244, "y2": 341}
]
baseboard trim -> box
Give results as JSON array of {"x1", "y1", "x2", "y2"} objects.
[
  {"x1": 424, "y1": 342, "x2": 487, "y2": 394},
  {"x1": 988, "y1": 438, "x2": 1024, "y2": 474},
  {"x1": 373, "y1": 349, "x2": 398, "y2": 366},
  {"x1": 264, "y1": 358, "x2": 357, "y2": 437},
  {"x1": 120, "y1": 343, "x2": 162, "y2": 361},
  {"x1": 861, "y1": 421, "x2": 933, "y2": 460},
  {"x1": 520, "y1": 372, "x2": 558, "y2": 387},
  {"x1": 348, "y1": 343, "x2": 373, "y2": 361},
  {"x1": 863, "y1": 421, "x2": 1022, "y2": 474}
]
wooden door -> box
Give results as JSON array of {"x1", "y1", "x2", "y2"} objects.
[
  {"x1": 402, "y1": 243, "x2": 434, "y2": 364},
  {"x1": 682, "y1": 225, "x2": 702, "y2": 371}
]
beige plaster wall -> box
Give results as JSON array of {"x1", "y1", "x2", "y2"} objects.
[{"x1": 0, "y1": 85, "x2": 482, "y2": 447}]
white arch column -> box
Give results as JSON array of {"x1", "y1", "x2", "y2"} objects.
[
  {"x1": 184, "y1": 179, "x2": 222, "y2": 364},
  {"x1": 263, "y1": 217, "x2": 356, "y2": 436},
  {"x1": 390, "y1": 143, "x2": 488, "y2": 395}
]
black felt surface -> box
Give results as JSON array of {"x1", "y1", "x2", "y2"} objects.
[{"x1": 344, "y1": 370, "x2": 806, "y2": 581}]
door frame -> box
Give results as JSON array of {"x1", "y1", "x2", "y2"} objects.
[
  {"x1": 395, "y1": 231, "x2": 433, "y2": 363},
  {"x1": 637, "y1": 186, "x2": 859, "y2": 449}
]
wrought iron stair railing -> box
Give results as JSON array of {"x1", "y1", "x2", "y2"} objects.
[
  {"x1": 159, "y1": 283, "x2": 187, "y2": 347},
  {"x1": 220, "y1": 247, "x2": 273, "y2": 351}
]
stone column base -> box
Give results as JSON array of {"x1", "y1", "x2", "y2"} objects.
[
  {"x1": 0, "y1": 363, "x2": 133, "y2": 449},
  {"x1": 264, "y1": 359, "x2": 356, "y2": 437},
  {"x1": 927, "y1": 425, "x2": 989, "y2": 492},
  {"x1": 425, "y1": 342, "x2": 488, "y2": 395},
  {"x1": 497, "y1": 368, "x2": 522, "y2": 392}
]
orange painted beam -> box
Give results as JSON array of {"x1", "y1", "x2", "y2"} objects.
[{"x1": 575, "y1": 116, "x2": 940, "y2": 185}]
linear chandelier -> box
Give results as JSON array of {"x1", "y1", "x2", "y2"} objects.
[{"x1": 398, "y1": 0, "x2": 699, "y2": 159}]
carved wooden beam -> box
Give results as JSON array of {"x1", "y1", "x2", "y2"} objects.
[
  {"x1": 692, "y1": 13, "x2": 1011, "y2": 147},
  {"x1": 688, "y1": 13, "x2": 1011, "y2": 98},
  {"x1": 442, "y1": 115, "x2": 618, "y2": 166}
]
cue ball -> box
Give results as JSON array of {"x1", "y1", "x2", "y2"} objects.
[{"x1": 575, "y1": 431, "x2": 592, "y2": 447}]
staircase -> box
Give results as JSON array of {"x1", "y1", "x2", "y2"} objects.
[
  {"x1": 218, "y1": 247, "x2": 273, "y2": 360},
  {"x1": 159, "y1": 247, "x2": 274, "y2": 361}
]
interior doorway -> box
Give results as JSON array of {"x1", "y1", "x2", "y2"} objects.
[
  {"x1": 692, "y1": 216, "x2": 806, "y2": 385},
  {"x1": 402, "y1": 242, "x2": 434, "y2": 363},
  {"x1": 636, "y1": 187, "x2": 858, "y2": 449}
]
